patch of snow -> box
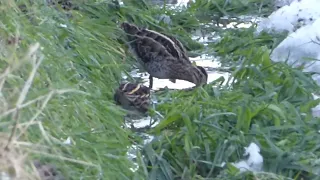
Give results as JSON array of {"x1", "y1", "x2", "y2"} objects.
[
  {"x1": 311, "y1": 72, "x2": 320, "y2": 88},
  {"x1": 0, "y1": 172, "x2": 10, "y2": 180},
  {"x1": 232, "y1": 160, "x2": 252, "y2": 172},
  {"x1": 244, "y1": 143, "x2": 263, "y2": 171},
  {"x1": 270, "y1": 18, "x2": 320, "y2": 79},
  {"x1": 62, "y1": 136, "x2": 73, "y2": 145},
  {"x1": 59, "y1": 24, "x2": 67, "y2": 28},
  {"x1": 256, "y1": 0, "x2": 320, "y2": 34},
  {"x1": 232, "y1": 142, "x2": 264, "y2": 172},
  {"x1": 274, "y1": 0, "x2": 296, "y2": 9},
  {"x1": 312, "y1": 94, "x2": 320, "y2": 118},
  {"x1": 268, "y1": 13, "x2": 320, "y2": 118},
  {"x1": 176, "y1": 0, "x2": 193, "y2": 6},
  {"x1": 312, "y1": 105, "x2": 320, "y2": 117}
]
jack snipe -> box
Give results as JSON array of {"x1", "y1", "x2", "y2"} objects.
[
  {"x1": 114, "y1": 82, "x2": 151, "y2": 114},
  {"x1": 121, "y1": 22, "x2": 208, "y2": 89}
]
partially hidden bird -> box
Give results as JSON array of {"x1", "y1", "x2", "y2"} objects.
[{"x1": 114, "y1": 82, "x2": 151, "y2": 114}]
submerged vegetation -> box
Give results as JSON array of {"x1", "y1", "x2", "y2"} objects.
[{"x1": 0, "y1": 0, "x2": 320, "y2": 179}]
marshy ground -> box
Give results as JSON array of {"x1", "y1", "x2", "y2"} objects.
[{"x1": 0, "y1": 0, "x2": 320, "y2": 179}]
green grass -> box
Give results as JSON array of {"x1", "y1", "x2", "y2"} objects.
[
  {"x1": 0, "y1": 0, "x2": 141, "y2": 179},
  {"x1": 1, "y1": 0, "x2": 320, "y2": 179},
  {"x1": 132, "y1": 3, "x2": 320, "y2": 180},
  {"x1": 140, "y1": 53, "x2": 320, "y2": 179}
]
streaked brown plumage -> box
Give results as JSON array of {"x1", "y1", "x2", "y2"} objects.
[
  {"x1": 114, "y1": 82, "x2": 151, "y2": 114},
  {"x1": 120, "y1": 22, "x2": 208, "y2": 89}
]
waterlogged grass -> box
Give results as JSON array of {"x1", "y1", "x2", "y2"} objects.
[
  {"x1": 0, "y1": 0, "x2": 143, "y2": 179},
  {"x1": 142, "y1": 69, "x2": 320, "y2": 179},
  {"x1": 0, "y1": 0, "x2": 208, "y2": 179},
  {"x1": 188, "y1": 0, "x2": 275, "y2": 22},
  {"x1": 136, "y1": 16, "x2": 320, "y2": 180},
  {"x1": 1, "y1": 0, "x2": 320, "y2": 179}
]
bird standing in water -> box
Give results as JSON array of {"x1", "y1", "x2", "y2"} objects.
[{"x1": 120, "y1": 22, "x2": 208, "y2": 89}]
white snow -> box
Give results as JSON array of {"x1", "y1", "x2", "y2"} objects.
[
  {"x1": 258, "y1": 0, "x2": 320, "y2": 118},
  {"x1": 0, "y1": 172, "x2": 10, "y2": 180},
  {"x1": 270, "y1": 18, "x2": 320, "y2": 65},
  {"x1": 232, "y1": 142, "x2": 264, "y2": 172},
  {"x1": 270, "y1": 18, "x2": 320, "y2": 82},
  {"x1": 62, "y1": 136, "x2": 73, "y2": 145},
  {"x1": 232, "y1": 161, "x2": 252, "y2": 172},
  {"x1": 256, "y1": 0, "x2": 320, "y2": 34},
  {"x1": 312, "y1": 94, "x2": 320, "y2": 118},
  {"x1": 274, "y1": 0, "x2": 296, "y2": 9},
  {"x1": 176, "y1": 0, "x2": 193, "y2": 6},
  {"x1": 270, "y1": 18, "x2": 320, "y2": 117},
  {"x1": 59, "y1": 24, "x2": 67, "y2": 28}
]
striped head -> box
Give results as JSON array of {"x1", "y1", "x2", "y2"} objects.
[
  {"x1": 196, "y1": 66, "x2": 208, "y2": 85},
  {"x1": 191, "y1": 65, "x2": 208, "y2": 86},
  {"x1": 114, "y1": 82, "x2": 151, "y2": 113},
  {"x1": 169, "y1": 63, "x2": 208, "y2": 87}
]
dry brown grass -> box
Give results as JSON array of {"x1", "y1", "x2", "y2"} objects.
[{"x1": 0, "y1": 40, "x2": 86, "y2": 179}]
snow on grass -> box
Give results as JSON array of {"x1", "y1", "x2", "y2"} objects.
[
  {"x1": 231, "y1": 142, "x2": 264, "y2": 173},
  {"x1": 268, "y1": 16, "x2": 320, "y2": 117},
  {"x1": 256, "y1": 0, "x2": 320, "y2": 34},
  {"x1": 270, "y1": 18, "x2": 320, "y2": 79},
  {"x1": 274, "y1": 0, "x2": 296, "y2": 9}
]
